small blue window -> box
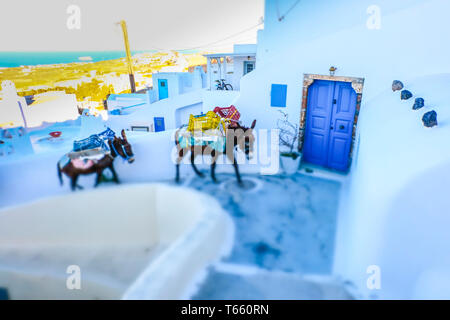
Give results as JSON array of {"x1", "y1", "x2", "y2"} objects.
[
  {"x1": 271, "y1": 84, "x2": 287, "y2": 107},
  {"x1": 154, "y1": 117, "x2": 165, "y2": 132}
]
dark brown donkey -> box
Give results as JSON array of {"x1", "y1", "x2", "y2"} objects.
[
  {"x1": 57, "y1": 130, "x2": 134, "y2": 191},
  {"x1": 175, "y1": 120, "x2": 256, "y2": 184}
]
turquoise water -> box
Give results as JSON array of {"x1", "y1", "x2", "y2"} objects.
[
  {"x1": 0, "y1": 50, "x2": 198, "y2": 68},
  {"x1": 0, "y1": 51, "x2": 153, "y2": 68}
]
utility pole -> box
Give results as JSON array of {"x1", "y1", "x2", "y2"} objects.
[{"x1": 118, "y1": 20, "x2": 136, "y2": 93}]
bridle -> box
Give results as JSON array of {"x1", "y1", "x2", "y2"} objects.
[{"x1": 110, "y1": 138, "x2": 133, "y2": 162}]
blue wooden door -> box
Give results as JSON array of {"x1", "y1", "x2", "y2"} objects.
[
  {"x1": 158, "y1": 79, "x2": 168, "y2": 100},
  {"x1": 154, "y1": 117, "x2": 165, "y2": 132},
  {"x1": 303, "y1": 80, "x2": 356, "y2": 171}
]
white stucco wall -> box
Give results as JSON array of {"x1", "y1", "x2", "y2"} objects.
[
  {"x1": 231, "y1": 56, "x2": 256, "y2": 91},
  {"x1": 23, "y1": 92, "x2": 79, "y2": 128},
  {"x1": 0, "y1": 184, "x2": 233, "y2": 300},
  {"x1": 152, "y1": 73, "x2": 181, "y2": 100},
  {"x1": 152, "y1": 70, "x2": 204, "y2": 100},
  {"x1": 239, "y1": 0, "x2": 450, "y2": 129},
  {"x1": 107, "y1": 89, "x2": 204, "y2": 132},
  {"x1": 334, "y1": 74, "x2": 450, "y2": 299},
  {"x1": 107, "y1": 95, "x2": 148, "y2": 112},
  {"x1": 201, "y1": 90, "x2": 240, "y2": 112}
]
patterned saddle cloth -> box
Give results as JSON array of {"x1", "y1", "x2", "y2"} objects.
[
  {"x1": 73, "y1": 128, "x2": 116, "y2": 153},
  {"x1": 178, "y1": 128, "x2": 226, "y2": 153},
  {"x1": 71, "y1": 158, "x2": 95, "y2": 170},
  {"x1": 68, "y1": 147, "x2": 109, "y2": 161}
]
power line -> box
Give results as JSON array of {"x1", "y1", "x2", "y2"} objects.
[
  {"x1": 276, "y1": 0, "x2": 301, "y2": 21},
  {"x1": 199, "y1": 37, "x2": 258, "y2": 52}
]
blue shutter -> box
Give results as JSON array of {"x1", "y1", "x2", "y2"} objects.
[
  {"x1": 271, "y1": 84, "x2": 287, "y2": 107},
  {"x1": 154, "y1": 117, "x2": 165, "y2": 132}
]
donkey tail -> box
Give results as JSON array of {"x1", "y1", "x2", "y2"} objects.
[
  {"x1": 174, "y1": 128, "x2": 181, "y2": 147},
  {"x1": 57, "y1": 161, "x2": 63, "y2": 186}
]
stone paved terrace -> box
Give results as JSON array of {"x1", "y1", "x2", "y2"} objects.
[{"x1": 177, "y1": 172, "x2": 346, "y2": 299}]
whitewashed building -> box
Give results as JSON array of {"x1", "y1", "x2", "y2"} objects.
[
  {"x1": 0, "y1": 81, "x2": 27, "y2": 128},
  {"x1": 229, "y1": 0, "x2": 450, "y2": 299},
  {"x1": 105, "y1": 66, "x2": 208, "y2": 132},
  {"x1": 204, "y1": 44, "x2": 256, "y2": 91},
  {"x1": 151, "y1": 66, "x2": 207, "y2": 101},
  {"x1": 0, "y1": 81, "x2": 79, "y2": 129}
]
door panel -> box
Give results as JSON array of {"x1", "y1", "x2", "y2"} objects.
[
  {"x1": 311, "y1": 115, "x2": 327, "y2": 130},
  {"x1": 327, "y1": 82, "x2": 357, "y2": 171},
  {"x1": 328, "y1": 137, "x2": 348, "y2": 165},
  {"x1": 309, "y1": 133, "x2": 327, "y2": 159},
  {"x1": 303, "y1": 80, "x2": 335, "y2": 166}
]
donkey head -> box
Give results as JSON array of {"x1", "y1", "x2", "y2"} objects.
[
  {"x1": 111, "y1": 130, "x2": 135, "y2": 163},
  {"x1": 233, "y1": 120, "x2": 256, "y2": 160}
]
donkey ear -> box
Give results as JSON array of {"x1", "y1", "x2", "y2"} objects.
[
  {"x1": 121, "y1": 129, "x2": 127, "y2": 141},
  {"x1": 251, "y1": 119, "x2": 257, "y2": 129}
]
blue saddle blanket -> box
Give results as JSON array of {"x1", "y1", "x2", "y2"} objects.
[
  {"x1": 178, "y1": 132, "x2": 226, "y2": 153},
  {"x1": 73, "y1": 128, "x2": 116, "y2": 152}
]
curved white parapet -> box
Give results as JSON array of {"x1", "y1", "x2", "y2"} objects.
[
  {"x1": 334, "y1": 74, "x2": 450, "y2": 299},
  {"x1": 0, "y1": 184, "x2": 234, "y2": 300}
]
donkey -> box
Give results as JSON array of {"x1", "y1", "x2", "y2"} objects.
[
  {"x1": 57, "y1": 130, "x2": 134, "y2": 191},
  {"x1": 175, "y1": 120, "x2": 256, "y2": 184}
]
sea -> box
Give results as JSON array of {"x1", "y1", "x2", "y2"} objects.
[{"x1": 0, "y1": 50, "x2": 198, "y2": 68}]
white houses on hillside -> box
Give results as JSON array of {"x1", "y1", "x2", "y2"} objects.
[
  {"x1": 0, "y1": 81, "x2": 79, "y2": 129},
  {"x1": 105, "y1": 47, "x2": 256, "y2": 132}
]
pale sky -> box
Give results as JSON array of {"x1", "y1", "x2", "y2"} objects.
[{"x1": 0, "y1": 0, "x2": 264, "y2": 52}]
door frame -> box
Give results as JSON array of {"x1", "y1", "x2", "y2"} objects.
[{"x1": 299, "y1": 73, "x2": 365, "y2": 169}]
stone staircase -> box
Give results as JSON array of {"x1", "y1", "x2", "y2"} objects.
[{"x1": 191, "y1": 262, "x2": 353, "y2": 300}]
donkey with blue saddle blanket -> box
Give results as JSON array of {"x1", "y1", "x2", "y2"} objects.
[{"x1": 58, "y1": 129, "x2": 135, "y2": 191}]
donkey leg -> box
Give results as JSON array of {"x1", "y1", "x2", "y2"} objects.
[
  {"x1": 175, "y1": 148, "x2": 187, "y2": 183},
  {"x1": 191, "y1": 153, "x2": 204, "y2": 178},
  {"x1": 70, "y1": 175, "x2": 79, "y2": 191},
  {"x1": 94, "y1": 171, "x2": 102, "y2": 187},
  {"x1": 210, "y1": 151, "x2": 219, "y2": 183},
  {"x1": 175, "y1": 162, "x2": 181, "y2": 183},
  {"x1": 211, "y1": 161, "x2": 218, "y2": 183},
  {"x1": 110, "y1": 164, "x2": 120, "y2": 184},
  {"x1": 232, "y1": 156, "x2": 243, "y2": 185}
]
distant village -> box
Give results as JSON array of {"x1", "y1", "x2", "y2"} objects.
[{"x1": 0, "y1": 50, "x2": 206, "y2": 126}]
